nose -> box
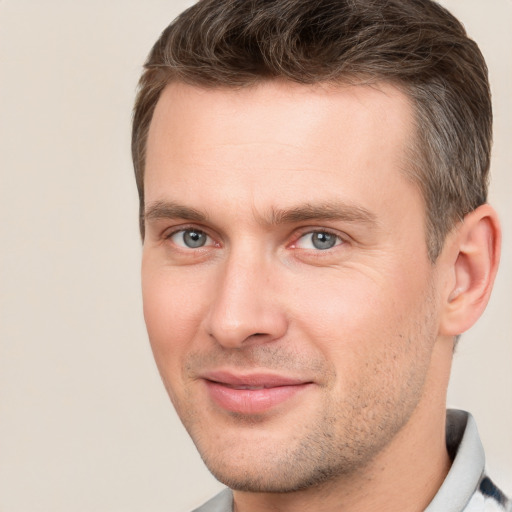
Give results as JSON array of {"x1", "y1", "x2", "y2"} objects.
[{"x1": 204, "y1": 250, "x2": 288, "y2": 349}]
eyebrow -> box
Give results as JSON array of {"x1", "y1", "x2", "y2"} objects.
[
  {"x1": 145, "y1": 199, "x2": 377, "y2": 227},
  {"x1": 268, "y1": 202, "x2": 378, "y2": 226},
  {"x1": 145, "y1": 201, "x2": 208, "y2": 223}
]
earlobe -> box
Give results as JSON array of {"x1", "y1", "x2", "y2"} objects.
[{"x1": 439, "y1": 204, "x2": 501, "y2": 337}]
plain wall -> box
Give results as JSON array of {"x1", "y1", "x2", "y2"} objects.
[{"x1": 0, "y1": 1, "x2": 510, "y2": 510}]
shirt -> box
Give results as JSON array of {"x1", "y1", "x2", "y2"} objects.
[{"x1": 192, "y1": 410, "x2": 511, "y2": 512}]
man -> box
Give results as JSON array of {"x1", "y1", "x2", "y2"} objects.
[{"x1": 132, "y1": 0, "x2": 509, "y2": 510}]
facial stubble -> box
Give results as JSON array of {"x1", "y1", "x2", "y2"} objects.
[{"x1": 168, "y1": 300, "x2": 439, "y2": 495}]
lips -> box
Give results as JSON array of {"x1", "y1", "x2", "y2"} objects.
[{"x1": 201, "y1": 371, "x2": 312, "y2": 415}]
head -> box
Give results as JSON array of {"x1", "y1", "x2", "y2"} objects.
[
  {"x1": 133, "y1": 0, "x2": 493, "y2": 261},
  {"x1": 133, "y1": 0, "x2": 500, "y2": 501}
]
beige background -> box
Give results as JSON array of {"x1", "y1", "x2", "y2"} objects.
[{"x1": 0, "y1": 1, "x2": 510, "y2": 511}]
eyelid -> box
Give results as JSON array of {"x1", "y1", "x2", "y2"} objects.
[
  {"x1": 164, "y1": 224, "x2": 219, "y2": 249},
  {"x1": 160, "y1": 223, "x2": 347, "y2": 251},
  {"x1": 289, "y1": 228, "x2": 346, "y2": 250}
]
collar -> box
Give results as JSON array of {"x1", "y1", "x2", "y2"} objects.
[{"x1": 425, "y1": 409, "x2": 485, "y2": 512}]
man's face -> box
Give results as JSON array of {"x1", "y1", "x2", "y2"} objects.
[{"x1": 142, "y1": 81, "x2": 444, "y2": 491}]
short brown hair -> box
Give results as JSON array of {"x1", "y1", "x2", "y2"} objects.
[{"x1": 132, "y1": 0, "x2": 492, "y2": 260}]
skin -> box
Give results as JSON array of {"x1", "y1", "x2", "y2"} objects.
[{"x1": 141, "y1": 80, "x2": 500, "y2": 512}]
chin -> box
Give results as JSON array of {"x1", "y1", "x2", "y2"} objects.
[
  {"x1": 192, "y1": 424, "x2": 374, "y2": 494},
  {"x1": 205, "y1": 461, "x2": 339, "y2": 494}
]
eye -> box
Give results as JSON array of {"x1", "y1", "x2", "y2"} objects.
[
  {"x1": 169, "y1": 228, "x2": 213, "y2": 249},
  {"x1": 294, "y1": 231, "x2": 343, "y2": 250}
]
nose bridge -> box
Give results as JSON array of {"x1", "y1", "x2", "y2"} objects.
[{"x1": 205, "y1": 242, "x2": 287, "y2": 348}]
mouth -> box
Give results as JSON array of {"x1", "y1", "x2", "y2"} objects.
[{"x1": 201, "y1": 371, "x2": 313, "y2": 415}]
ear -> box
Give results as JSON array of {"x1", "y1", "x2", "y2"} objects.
[{"x1": 439, "y1": 204, "x2": 501, "y2": 336}]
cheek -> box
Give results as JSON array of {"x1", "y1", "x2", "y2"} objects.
[
  {"x1": 141, "y1": 264, "x2": 207, "y2": 373},
  {"x1": 289, "y1": 269, "x2": 399, "y2": 343},
  {"x1": 289, "y1": 265, "x2": 435, "y2": 373},
  {"x1": 295, "y1": 273, "x2": 436, "y2": 425}
]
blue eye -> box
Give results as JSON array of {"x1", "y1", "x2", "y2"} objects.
[
  {"x1": 170, "y1": 229, "x2": 211, "y2": 249},
  {"x1": 295, "y1": 231, "x2": 342, "y2": 250}
]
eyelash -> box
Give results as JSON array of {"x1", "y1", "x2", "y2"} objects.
[
  {"x1": 291, "y1": 229, "x2": 345, "y2": 251},
  {"x1": 163, "y1": 226, "x2": 347, "y2": 253},
  {"x1": 165, "y1": 226, "x2": 216, "y2": 249}
]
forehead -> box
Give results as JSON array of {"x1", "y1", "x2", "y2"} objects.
[
  {"x1": 147, "y1": 79, "x2": 414, "y2": 159},
  {"x1": 144, "y1": 80, "x2": 420, "y2": 223}
]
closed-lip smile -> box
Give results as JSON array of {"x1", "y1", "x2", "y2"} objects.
[{"x1": 200, "y1": 370, "x2": 313, "y2": 415}]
